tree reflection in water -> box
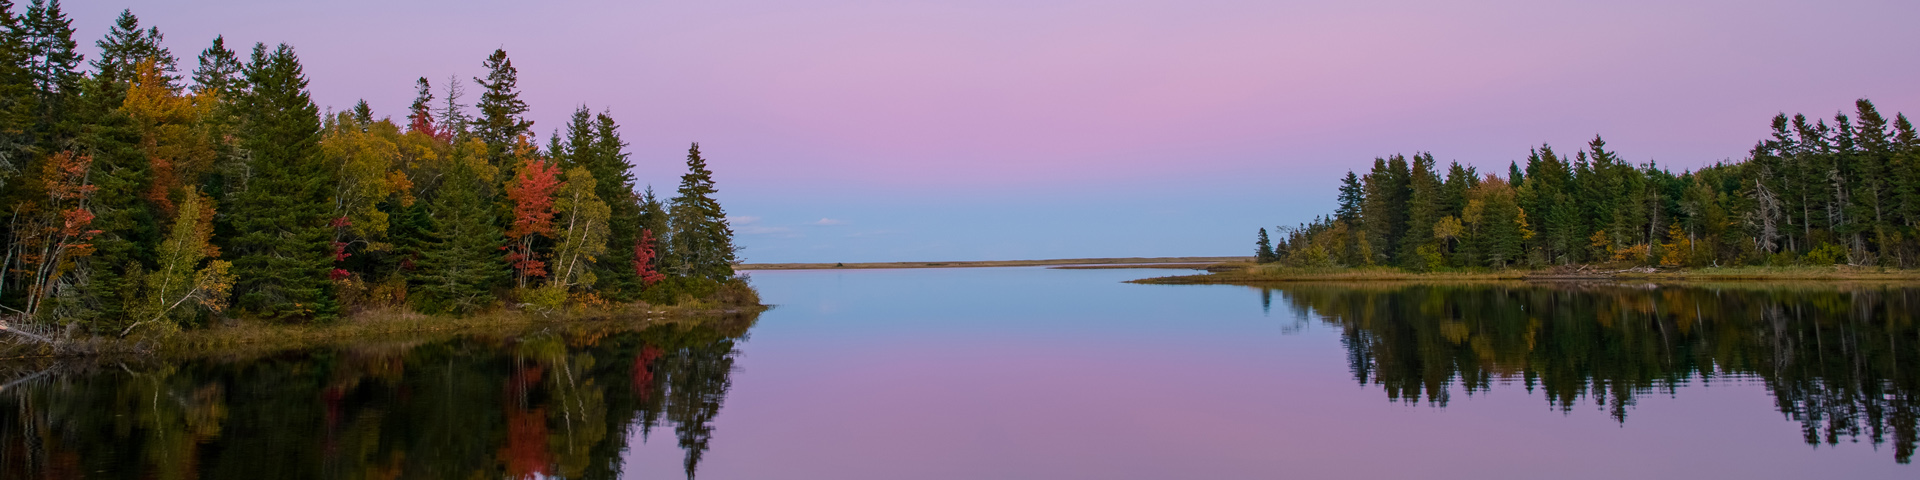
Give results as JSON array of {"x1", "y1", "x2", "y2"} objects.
[
  {"x1": 0, "y1": 312, "x2": 756, "y2": 479},
  {"x1": 1262, "y1": 282, "x2": 1920, "y2": 463}
]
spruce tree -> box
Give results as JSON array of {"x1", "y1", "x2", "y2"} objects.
[
  {"x1": 91, "y1": 9, "x2": 175, "y2": 91},
  {"x1": 1255, "y1": 228, "x2": 1276, "y2": 263},
  {"x1": 557, "y1": 108, "x2": 646, "y2": 298},
  {"x1": 1334, "y1": 171, "x2": 1362, "y2": 224},
  {"x1": 667, "y1": 143, "x2": 736, "y2": 281},
  {"x1": 22, "y1": 0, "x2": 78, "y2": 142},
  {"x1": 224, "y1": 43, "x2": 338, "y2": 320},
  {"x1": 1398, "y1": 153, "x2": 1441, "y2": 267},
  {"x1": 472, "y1": 49, "x2": 530, "y2": 167},
  {"x1": 412, "y1": 157, "x2": 505, "y2": 314},
  {"x1": 637, "y1": 186, "x2": 670, "y2": 276},
  {"x1": 190, "y1": 36, "x2": 240, "y2": 96},
  {"x1": 0, "y1": 0, "x2": 34, "y2": 184},
  {"x1": 406, "y1": 77, "x2": 434, "y2": 135}
]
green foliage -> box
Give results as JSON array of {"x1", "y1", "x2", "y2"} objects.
[
  {"x1": 667, "y1": 143, "x2": 737, "y2": 282},
  {"x1": 411, "y1": 155, "x2": 504, "y2": 315},
  {"x1": 223, "y1": 43, "x2": 337, "y2": 321},
  {"x1": 1262, "y1": 99, "x2": 1920, "y2": 271},
  {"x1": 471, "y1": 48, "x2": 530, "y2": 167},
  {"x1": 1254, "y1": 228, "x2": 1275, "y2": 263}
]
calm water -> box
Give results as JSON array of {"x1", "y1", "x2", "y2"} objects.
[{"x1": 3, "y1": 267, "x2": 1918, "y2": 479}]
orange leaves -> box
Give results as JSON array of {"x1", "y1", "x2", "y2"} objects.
[
  {"x1": 506, "y1": 157, "x2": 563, "y2": 240},
  {"x1": 505, "y1": 155, "x2": 564, "y2": 286}
]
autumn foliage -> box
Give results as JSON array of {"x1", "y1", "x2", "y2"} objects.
[
  {"x1": 632, "y1": 229, "x2": 666, "y2": 286},
  {"x1": 505, "y1": 154, "x2": 564, "y2": 287}
]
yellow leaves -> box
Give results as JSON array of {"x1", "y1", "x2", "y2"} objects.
[
  {"x1": 122, "y1": 60, "x2": 216, "y2": 216},
  {"x1": 1433, "y1": 215, "x2": 1464, "y2": 242},
  {"x1": 322, "y1": 112, "x2": 406, "y2": 240},
  {"x1": 1516, "y1": 207, "x2": 1534, "y2": 240},
  {"x1": 193, "y1": 260, "x2": 235, "y2": 314}
]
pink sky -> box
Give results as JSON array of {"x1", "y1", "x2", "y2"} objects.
[{"x1": 69, "y1": 0, "x2": 1920, "y2": 261}]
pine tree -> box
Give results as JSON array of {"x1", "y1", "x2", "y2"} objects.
[
  {"x1": 412, "y1": 156, "x2": 504, "y2": 314},
  {"x1": 637, "y1": 186, "x2": 669, "y2": 276},
  {"x1": 22, "y1": 0, "x2": 79, "y2": 142},
  {"x1": 190, "y1": 36, "x2": 240, "y2": 96},
  {"x1": 1359, "y1": 155, "x2": 1410, "y2": 264},
  {"x1": 557, "y1": 107, "x2": 645, "y2": 298},
  {"x1": 91, "y1": 9, "x2": 175, "y2": 91},
  {"x1": 1466, "y1": 176, "x2": 1526, "y2": 268},
  {"x1": 224, "y1": 43, "x2": 338, "y2": 320},
  {"x1": 406, "y1": 77, "x2": 435, "y2": 136},
  {"x1": 1398, "y1": 152, "x2": 1441, "y2": 268},
  {"x1": 472, "y1": 49, "x2": 530, "y2": 167},
  {"x1": 1334, "y1": 171, "x2": 1362, "y2": 224},
  {"x1": 1255, "y1": 228, "x2": 1275, "y2": 263},
  {"x1": 667, "y1": 143, "x2": 736, "y2": 281},
  {"x1": 0, "y1": 0, "x2": 33, "y2": 187}
]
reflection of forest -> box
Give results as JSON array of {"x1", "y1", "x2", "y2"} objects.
[
  {"x1": 1267, "y1": 282, "x2": 1920, "y2": 463},
  {"x1": 0, "y1": 313, "x2": 757, "y2": 479}
]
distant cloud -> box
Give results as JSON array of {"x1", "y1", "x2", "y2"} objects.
[
  {"x1": 813, "y1": 218, "x2": 849, "y2": 226},
  {"x1": 738, "y1": 225, "x2": 797, "y2": 236},
  {"x1": 728, "y1": 216, "x2": 762, "y2": 225}
]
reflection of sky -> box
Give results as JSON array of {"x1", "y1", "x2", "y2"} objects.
[
  {"x1": 64, "y1": 1, "x2": 1920, "y2": 262},
  {"x1": 620, "y1": 268, "x2": 1910, "y2": 478}
]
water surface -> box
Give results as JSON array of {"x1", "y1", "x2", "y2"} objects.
[{"x1": 3, "y1": 267, "x2": 1917, "y2": 479}]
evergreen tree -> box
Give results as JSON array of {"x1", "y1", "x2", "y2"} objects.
[
  {"x1": 558, "y1": 107, "x2": 645, "y2": 298},
  {"x1": 1398, "y1": 153, "x2": 1442, "y2": 268},
  {"x1": 190, "y1": 36, "x2": 240, "y2": 96},
  {"x1": 1359, "y1": 155, "x2": 1410, "y2": 264},
  {"x1": 224, "y1": 43, "x2": 337, "y2": 320},
  {"x1": 405, "y1": 77, "x2": 435, "y2": 136},
  {"x1": 412, "y1": 156, "x2": 504, "y2": 314},
  {"x1": 1334, "y1": 171, "x2": 1362, "y2": 224},
  {"x1": 637, "y1": 186, "x2": 669, "y2": 276},
  {"x1": 91, "y1": 9, "x2": 175, "y2": 90},
  {"x1": 667, "y1": 143, "x2": 736, "y2": 281},
  {"x1": 0, "y1": 0, "x2": 34, "y2": 185},
  {"x1": 22, "y1": 0, "x2": 78, "y2": 141},
  {"x1": 472, "y1": 49, "x2": 530, "y2": 167},
  {"x1": 1255, "y1": 228, "x2": 1276, "y2": 263}
]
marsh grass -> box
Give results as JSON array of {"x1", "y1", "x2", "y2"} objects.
[{"x1": 0, "y1": 301, "x2": 768, "y2": 361}]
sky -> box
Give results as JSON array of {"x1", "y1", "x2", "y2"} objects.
[{"x1": 70, "y1": 0, "x2": 1920, "y2": 263}]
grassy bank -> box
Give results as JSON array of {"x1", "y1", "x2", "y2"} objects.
[
  {"x1": 0, "y1": 301, "x2": 767, "y2": 361},
  {"x1": 1130, "y1": 264, "x2": 1920, "y2": 285},
  {"x1": 739, "y1": 256, "x2": 1252, "y2": 271}
]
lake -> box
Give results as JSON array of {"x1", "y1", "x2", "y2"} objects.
[{"x1": 3, "y1": 266, "x2": 1916, "y2": 479}]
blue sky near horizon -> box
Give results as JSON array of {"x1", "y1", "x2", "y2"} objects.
[{"x1": 70, "y1": 0, "x2": 1920, "y2": 262}]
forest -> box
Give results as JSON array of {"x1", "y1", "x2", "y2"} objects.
[
  {"x1": 1255, "y1": 99, "x2": 1920, "y2": 271},
  {"x1": 0, "y1": 3, "x2": 749, "y2": 338}
]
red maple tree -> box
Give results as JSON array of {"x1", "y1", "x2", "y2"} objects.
[
  {"x1": 631, "y1": 228, "x2": 666, "y2": 286},
  {"x1": 505, "y1": 158, "x2": 564, "y2": 286}
]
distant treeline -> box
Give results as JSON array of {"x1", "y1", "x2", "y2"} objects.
[
  {"x1": 1254, "y1": 99, "x2": 1920, "y2": 270},
  {"x1": 0, "y1": 4, "x2": 744, "y2": 335}
]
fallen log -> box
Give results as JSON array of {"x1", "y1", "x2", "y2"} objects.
[{"x1": 0, "y1": 324, "x2": 55, "y2": 345}]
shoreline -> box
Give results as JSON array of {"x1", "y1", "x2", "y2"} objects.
[
  {"x1": 0, "y1": 303, "x2": 768, "y2": 361},
  {"x1": 739, "y1": 256, "x2": 1251, "y2": 271},
  {"x1": 1129, "y1": 265, "x2": 1920, "y2": 285}
]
